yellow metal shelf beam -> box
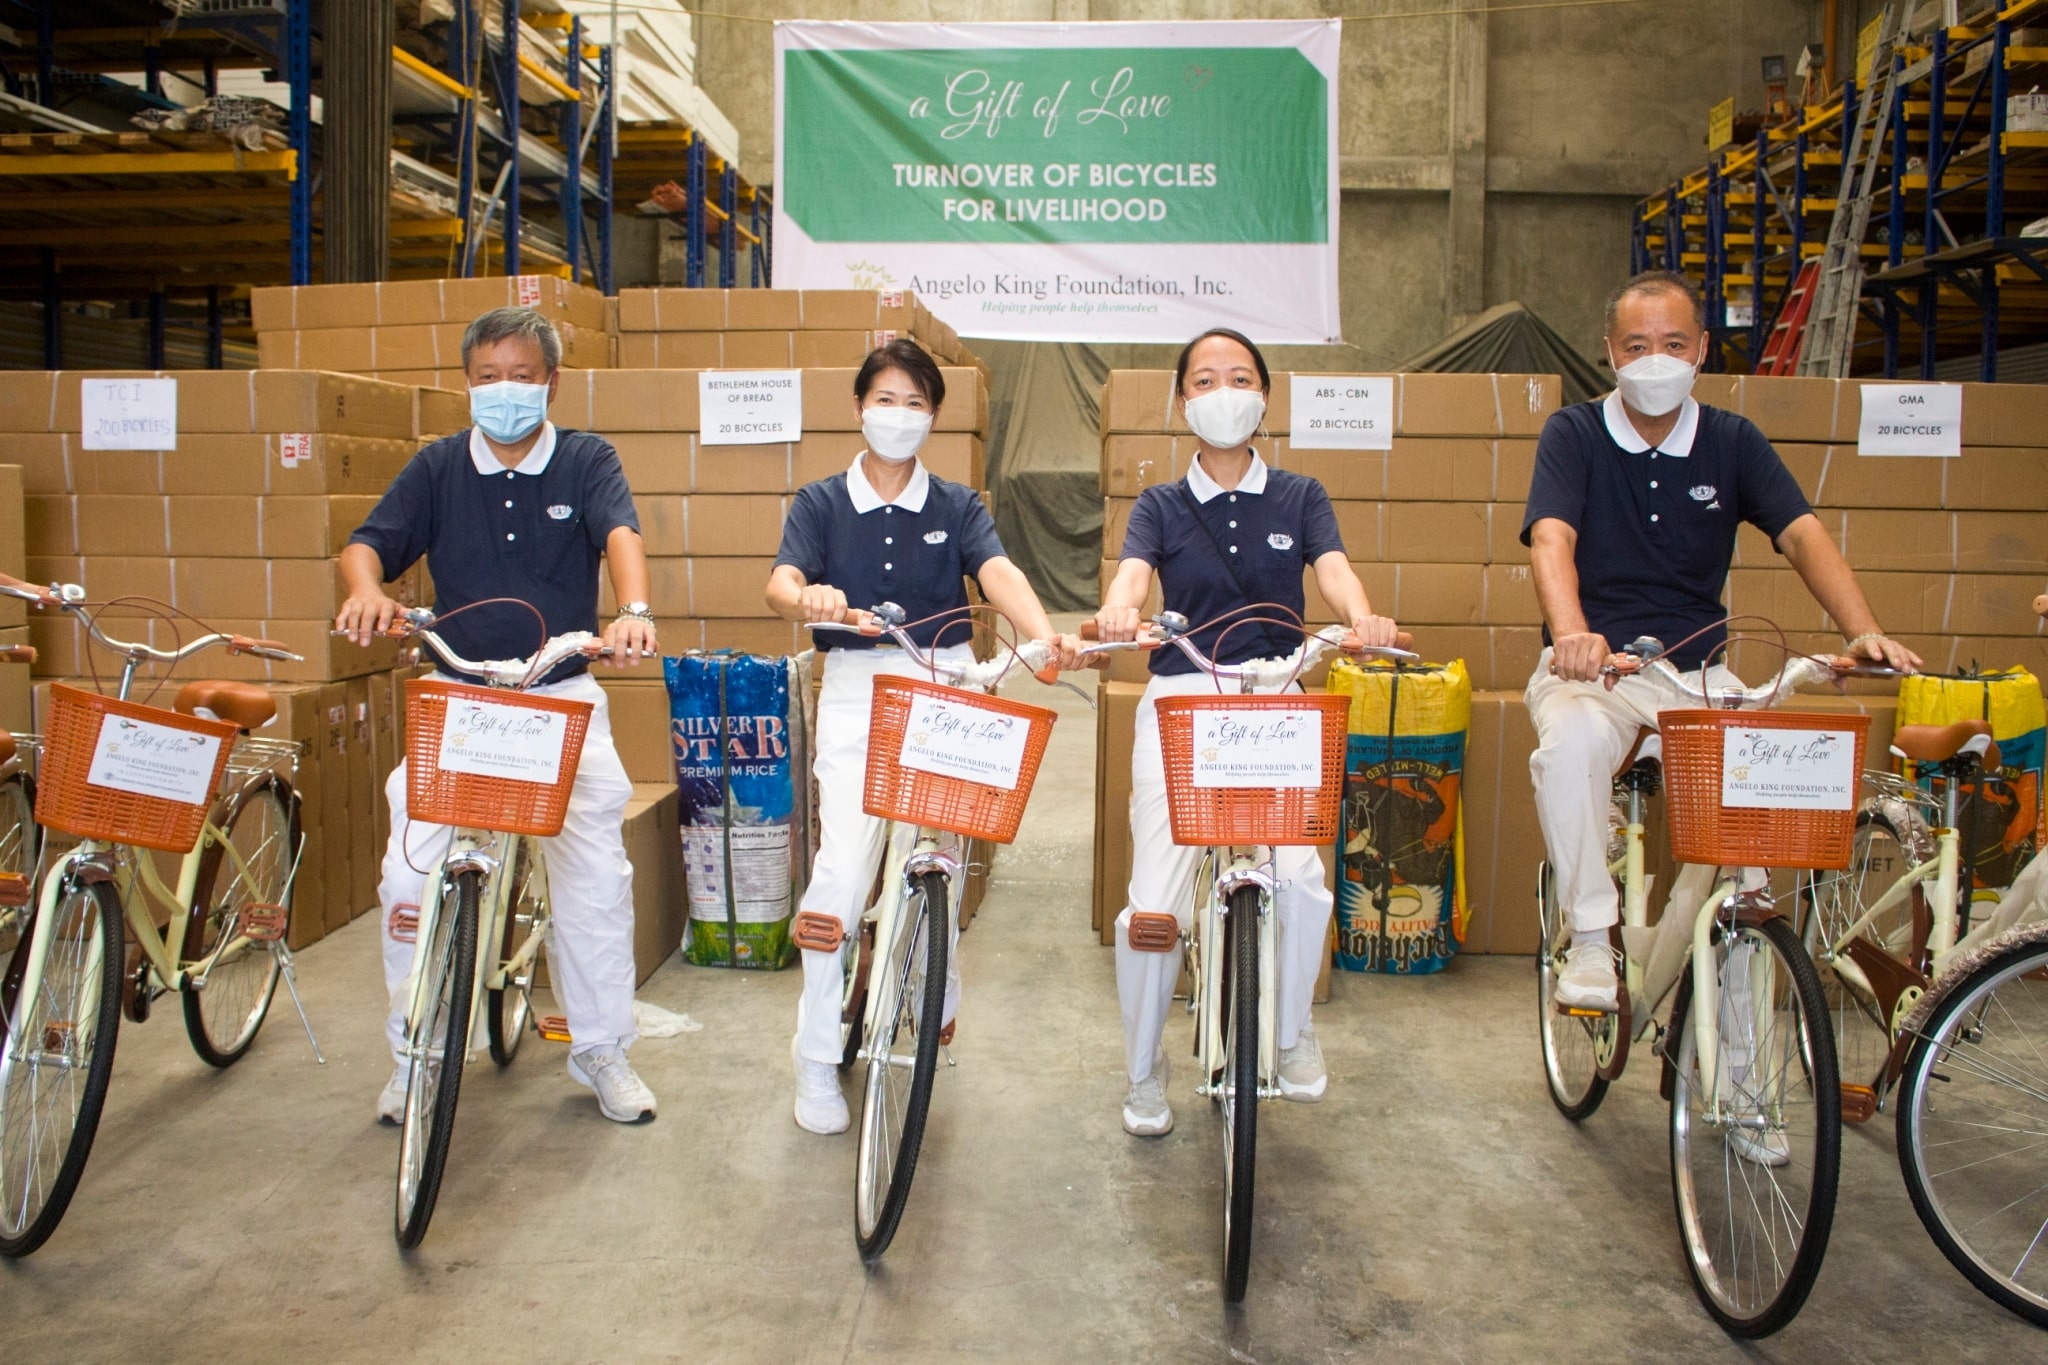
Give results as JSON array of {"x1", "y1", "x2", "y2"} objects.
[{"x1": 0, "y1": 149, "x2": 296, "y2": 178}]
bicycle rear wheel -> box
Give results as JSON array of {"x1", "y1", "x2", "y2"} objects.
[
  {"x1": 486, "y1": 839, "x2": 544, "y2": 1067},
  {"x1": 0, "y1": 875, "x2": 122, "y2": 1257},
  {"x1": 0, "y1": 774, "x2": 38, "y2": 959},
  {"x1": 1804, "y1": 811, "x2": 1919, "y2": 1094},
  {"x1": 1667, "y1": 914, "x2": 1839, "y2": 1337},
  {"x1": 1221, "y1": 883, "x2": 1261, "y2": 1303},
  {"x1": 396, "y1": 868, "x2": 479, "y2": 1250},
  {"x1": 183, "y1": 779, "x2": 293, "y2": 1067},
  {"x1": 853, "y1": 869, "x2": 947, "y2": 1262},
  {"x1": 1536, "y1": 861, "x2": 1612, "y2": 1120},
  {"x1": 1895, "y1": 933, "x2": 2048, "y2": 1327}
]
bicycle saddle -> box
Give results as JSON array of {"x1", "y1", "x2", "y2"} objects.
[
  {"x1": 0, "y1": 728, "x2": 14, "y2": 766},
  {"x1": 174, "y1": 680, "x2": 276, "y2": 732},
  {"x1": 1890, "y1": 719, "x2": 1999, "y2": 770},
  {"x1": 1615, "y1": 725, "x2": 1662, "y2": 776}
]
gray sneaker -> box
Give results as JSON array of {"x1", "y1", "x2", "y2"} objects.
[
  {"x1": 1277, "y1": 1025, "x2": 1328, "y2": 1102},
  {"x1": 375, "y1": 1063, "x2": 408, "y2": 1126},
  {"x1": 568, "y1": 1046, "x2": 657, "y2": 1124},
  {"x1": 1123, "y1": 1051, "x2": 1173, "y2": 1136}
]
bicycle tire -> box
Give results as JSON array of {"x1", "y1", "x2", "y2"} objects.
[
  {"x1": 0, "y1": 875, "x2": 122, "y2": 1257},
  {"x1": 1222, "y1": 882, "x2": 1261, "y2": 1303},
  {"x1": 486, "y1": 838, "x2": 543, "y2": 1067},
  {"x1": 1667, "y1": 914, "x2": 1840, "y2": 1338},
  {"x1": 182, "y1": 778, "x2": 293, "y2": 1067},
  {"x1": 853, "y1": 869, "x2": 947, "y2": 1262},
  {"x1": 1895, "y1": 932, "x2": 2048, "y2": 1327},
  {"x1": 1536, "y1": 861, "x2": 1612, "y2": 1121},
  {"x1": 837, "y1": 915, "x2": 871, "y2": 1073},
  {"x1": 395, "y1": 868, "x2": 479, "y2": 1250}
]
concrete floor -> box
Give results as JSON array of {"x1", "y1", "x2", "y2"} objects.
[{"x1": 5, "y1": 670, "x2": 2039, "y2": 1363}]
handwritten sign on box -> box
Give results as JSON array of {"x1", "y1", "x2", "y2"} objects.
[
  {"x1": 436, "y1": 697, "x2": 571, "y2": 784},
  {"x1": 1721, "y1": 725, "x2": 1858, "y2": 810},
  {"x1": 86, "y1": 713, "x2": 221, "y2": 804},
  {"x1": 898, "y1": 692, "x2": 1029, "y2": 790},
  {"x1": 81, "y1": 377, "x2": 177, "y2": 451},
  {"x1": 1189, "y1": 707, "x2": 1324, "y2": 789}
]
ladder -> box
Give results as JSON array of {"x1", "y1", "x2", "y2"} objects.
[
  {"x1": 1798, "y1": 3, "x2": 1903, "y2": 377},
  {"x1": 1757, "y1": 260, "x2": 1822, "y2": 375}
]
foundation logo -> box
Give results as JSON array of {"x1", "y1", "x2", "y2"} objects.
[
  {"x1": 924, "y1": 530, "x2": 948, "y2": 544},
  {"x1": 1267, "y1": 532, "x2": 1294, "y2": 551},
  {"x1": 548, "y1": 504, "x2": 574, "y2": 520}
]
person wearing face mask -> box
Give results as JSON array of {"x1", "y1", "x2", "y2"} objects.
[
  {"x1": 1522, "y1": 271, "x2": 1921, "y2": 1013},
  {"x1": 766, "y1": 338, "x2": 1079, "y2": 1135},
  {"x1": 1093, "y1": 328, "x2": 1400, "y2": 1136},
  {"x1": 337, "y1": 305, "x2": 661, "y2": 1127}
]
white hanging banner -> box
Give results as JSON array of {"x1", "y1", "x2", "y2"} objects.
[
  {"x1": 1189, "y1": 707, "x2": 1324, "y2": 789},
  {"x1": 1290, "y1": 374, "x2": 1395, "y2": 450},
  {"x1": 80, "y1": 378, "x2": 177, "y2": 451},
  {"x1": 86, "y1": 714, "x2": 221, "y2": 804},
  {"x1": 1857, "y1": 383, "x2": 1962, "y2": 457},
  {"x1": 699, "y1": 370, "x2": 804, "y2": 445},
  {"x1": 898, "y1": 692, "x2": 1030, "y2": 789},
  {"x1": 1720, "y1": 726, "x2": 1859, "y2": 810},
  {"x1": 436, "y1": 698, "x2": 572, "y2": 784},
  {"x1": 774, "y1": 19, "x2": 1342, "y2": 344}
]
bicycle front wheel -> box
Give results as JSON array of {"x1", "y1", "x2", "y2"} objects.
[
  {"x1": 853, "y1": 868, "x2": 947, "y2": 1262},
  {"x1": 396, "y1": 868, "x2": 480, "y2": 1250},
  {"x1": 1536, "y1": 861, "x2": 1612, "y2": 1120},
  {"x1": 1221, "y1": 882, "x2": 1261, "y2": 1303},
  {"x1": 1668, "y1": 914, "x2": 1840, "y2": 1338},
  {"x1": 486, "y1": 838, "x2": 544, "y2": 1067},
  {"x1": 183, "y1": 779, "x2": 293, "y2": 1066},
  {"x1": 1895, "y1": 933, "x2": 2048, "y2": 1327},
  {"x1": 0, "y1": 875, "x2": 122, "y2": 1257}
]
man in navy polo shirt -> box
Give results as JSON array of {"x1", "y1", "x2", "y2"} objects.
[
  {"x1": 1522, "y1": 271, "x2": 1920, "y2": 1012},
  {"x1": 338, "y1": 306, "x2": 661, "y2": 1127}
]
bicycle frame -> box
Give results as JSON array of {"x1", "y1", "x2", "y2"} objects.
[
  {"x1": 852, "y1": 824, "x2": 957, "y2": 1060},
  {"x1": 1189, "y1": 847, "x2": 1279, "y2": 1099}
]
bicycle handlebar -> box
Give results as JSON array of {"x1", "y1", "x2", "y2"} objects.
[
  {"x1": 809, "y1": 606, "x2": 1060, "y2": 690},
  {"x1": 0, "y1": 575, "x2": 303, "y2": 664},
  {"x1": 1077, "y1": 614, "x2": 1418, "y2": 688},
  {"x1": 338, "y1": 608, "x2": 623, "y2": 689},
  {"x1": 0, "y1": 645, "x2": 35, "y2": 665},
  {"x1": 1601, "y1": 634, "x2": 1905, "y2": 710}
]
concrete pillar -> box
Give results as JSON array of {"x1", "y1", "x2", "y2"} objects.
[{"x1": 1446, "y1": 7, "x2": 1489, "y2": 326}]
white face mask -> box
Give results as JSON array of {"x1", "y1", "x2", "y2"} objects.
[
  {"x1": 1609, "y1": 350, "x2": 1699, "y2": 418},
  {"x1": 861, "y1": 405, "x2": 932, "y2": 464},
  {"x1": 1182, "y1": 386, "x2": 1266, "y2": 448}
]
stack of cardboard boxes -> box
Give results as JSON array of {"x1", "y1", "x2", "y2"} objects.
[
  {"x1": 250, "y1": 275, "x2": 613, "y2": 390},
  {"x1": 0, "y1": 463, "x2": 25, "y2": 734},
  {"x1": 614, "y1": 287, "x2": 981, "y2": 373}
]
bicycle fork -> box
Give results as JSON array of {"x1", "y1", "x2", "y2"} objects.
[
  {"x1": 858, "y1": 832, "x2": 958, "y2": 1071},
  {"x1": 1196, "y1": 851, "x2": 1281, "y2": 1102}
]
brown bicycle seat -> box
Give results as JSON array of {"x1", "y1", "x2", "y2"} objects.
[
  {"x1": 1614, "y1": 726, "x2": 1661, "y2": 777},
  {"x1": 1891, "y1": 719, "x2": 1999, "y2": 769},
  {"x1": 0, "y1": 728, "x2": 14, "y2": 766},
  {"x1": 174, "y1": 679, "x2": 276, "y2": 732}
]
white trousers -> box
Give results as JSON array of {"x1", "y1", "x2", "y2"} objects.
[
  {"x1": 379, "y1": 671, "x2": 639, "y2": 1061},
  {"x1": 1114, "y1": 671, "x2": 1333, "y2": 1086},
  {"x1": 793, "y1": 646, "x2": 969, "y2": 1068},
  {"x1": 1524, "y1": 646, "x2": 1748, "y2": 934}
]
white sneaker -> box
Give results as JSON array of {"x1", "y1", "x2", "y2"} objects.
[
  {"x1": 1727, "y1": 1126, "x2": 1792, "y2": 1168},
  {"x1": 1123, "y1": 1051, "x2": 1173, "y2": 1136},
  {"x1": 793, "y1": 1035, "x2": 850, "y2": 1135},
  {"x1": 375, "y1": 1063, "x2": 408, "y2": 1126},
  {"x1": 1278, "y1": 1025, "x2": 1328, "y2": 1102},
  {"x1": 567, "y1": 1046, "x2": 657, "y2": 1124},
  {"x1": 1555, "y1": 941, "x2": 1621, "y2": 1012}
]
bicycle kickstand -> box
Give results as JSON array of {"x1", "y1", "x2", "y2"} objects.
[{"x1": 271, "y1": 833, "x2": 326, "y2": 1064}]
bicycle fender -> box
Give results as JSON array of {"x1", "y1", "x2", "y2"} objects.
[{"x1": 1900, "y1": 918, "x2": 2048, "y2": 1037}]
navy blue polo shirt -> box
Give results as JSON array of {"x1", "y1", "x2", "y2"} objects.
[
  {"x1": 1119, "y1": 452, "x2": 1346, "y2": 677},
  {"x1": 1520, "y1": 394, "x2": 1812, "y2": 670},
  {"x1": 348, "y1": 424, "x2": 639, "y2": 680},
  {"x1": 774, "y1": 459, "x2": 1007, "y2": 651}
]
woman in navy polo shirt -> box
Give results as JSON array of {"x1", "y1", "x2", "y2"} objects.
[
  {"x1": 767, "y1": 339, "x2": 1074, "y2": 1136},
  {"x1": 1094, "y1": 328, "x2": 1399, "y2": 1137}
]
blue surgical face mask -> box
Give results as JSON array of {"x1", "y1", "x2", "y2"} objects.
[{"x1": 469, "y1": 379, "x2": 550, "y2": 443}]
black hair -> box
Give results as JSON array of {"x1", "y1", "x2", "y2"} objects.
[
  {"x1": 1605, "y1": 269, "x2": 1706, "y2": 332},
  {"x1": 854, "y1": 337, "x2": 945, "y2": 409},
  {"x1": 1174, "y1": 327, "x2": 1270, "y2": 396}
]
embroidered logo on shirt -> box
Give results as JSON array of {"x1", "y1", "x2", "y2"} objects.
[
  {"x1": 1267, "y1": 532, "x2": 1294, "y2": 551},
  {"x1": 1688, "y1": 485, "x2": 1717, "y2": 502},
  {"x1": 923, "y1": 530, "x2": 948, "y2": 545},
  {"x1": 547, "y1": 504, "x2": 574, "y2": 520}
]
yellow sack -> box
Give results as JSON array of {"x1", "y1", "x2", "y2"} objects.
[{"x1": 1897, "y1": 668, "x2": 2045, "y2": 888}]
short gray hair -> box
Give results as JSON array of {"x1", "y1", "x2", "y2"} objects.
[
  {"x1": 462, "y1": 305, "x2": 562, "y2": 372},
  {"x1": 1604, "y1": 270, "x2": 1705, "y2": 334}
]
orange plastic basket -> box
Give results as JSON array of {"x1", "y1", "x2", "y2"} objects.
[
  {"x1": 862, "y1": 676, "x2": 1057, "y2": 844},
  {"x1": 404, "y1": 679, "x2": 593, "y2": 838},
  {"x1": 34, "y1": 683, "x2": 238, "y2": 853},
  {"x1": 1155, "y1": 693, "x2": 1352, "y2": 847},
  {"x1": 1659, "y1": 709, "x2": 1871, "y2": 869}
]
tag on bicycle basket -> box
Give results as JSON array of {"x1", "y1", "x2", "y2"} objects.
[
  {"x1": 436, "y1": 697, "x2": 571, "y2": 784},
  {"x1": 1721, "y1": 726, "x2": 1858, "y2": 810},
  {"x1": 86, "y1": 714, "x2": 223, "y2": 804},
  {"x1": 1190, "y1": 708, "x2": 1323, "y2": 789},
  {"x1": 898, "y1": 692, "x2": 1029, "y2": 790}
]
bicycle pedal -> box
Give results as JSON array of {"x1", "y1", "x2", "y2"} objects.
[
  {"x1": 1839, "y1": 1083, "x2": 1879, "y2": 1124},
  {"x1": 0, "y1": 871, "x2": 27, "y2": 909},
  {"x1": 536, "y1": 1014, "x2": 572, "y2": 1043},
  {"x1": 1126, "y1": 910, "x2": 1180, "y2": 953},
  {"x1": 388, "y1": 902, "x2": 419, "y2": 944},
  {"x1": 1556, "y1": 1002, "x2": 1613, "y2": 1018},
  {"x1": 791, "y1": 910, "x2": 845, "y2": 953},
  {"x1": 240, "y1": 903, "x2": 289, "y2": 942}
]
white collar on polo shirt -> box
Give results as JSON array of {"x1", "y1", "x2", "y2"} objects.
[
  {"x1": 1602, "y1": 390, "x2": 1698, "y2": 458},
  {"x1": 469, "y1": 421, "x2": 558, "y2": 475},
  {"x1": 846, "y1": 454, "x2": 930, "y2": 514},
  {"x1": 1186, "y1": 449, "x2": 1270, "y2": 504}
]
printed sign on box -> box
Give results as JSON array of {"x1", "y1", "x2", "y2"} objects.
[
  {"x1": 1190, "y1": 707, "x2": 1323, "y2": 789},
  {"x1": 699, "y1": 370, "x2": 804, "y2": 445},
  {"x1": 1857, "y1": 383, "x2": 1962, "y2": 457},
  {"x1": 87, "y1": 714, "x2": 221, "y2": 804},
  {"x1": 898, "y1": 692, "x2": 1029, "y2": 789},
  {"x1": 1290, "y1": 374, "x2": 1394, "y2": 450},
  {"x1": 436, "y1": 698, "x2": 571, "y2": 784},
  {"x1": 81, "y1": 378, "x2": 177, "y2": 451},
  {"x1": 1721, "y1": 726, "x2": 1858, "y2": 810}
]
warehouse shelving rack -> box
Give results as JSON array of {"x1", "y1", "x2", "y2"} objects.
[{"x1": 1632, "y1": 0, "x2": 2048, "y2": 380}]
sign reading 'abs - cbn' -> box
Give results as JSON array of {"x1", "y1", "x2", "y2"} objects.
[{"x1": 773, "y1": 20, "x2": 1341, "y2": 344}]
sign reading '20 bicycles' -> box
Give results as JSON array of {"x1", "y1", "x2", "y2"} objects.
[{"x1": 774, "y1": 20, "x2": 1341, "y2": 344}]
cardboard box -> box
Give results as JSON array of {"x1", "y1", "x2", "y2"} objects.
[
  {"x1": 1097, "y1": 371, "x2": 1560, "y2": 438},
  {"x1": 1736, "y1": 375, "x2": 1843, "y2": 443},
  {"x1": 597, "y1": 678, "x2": 677, "y2": 786},
  {"x1": 1812, "y1": 443, "x2": 1946, "y2": 509},
  {"x1": 623, "y1": 782, "x2": 686, "y2": 985},
  {"x1": 0, "y1": 436, "x2": 67, "y2": 494},
  {"x1": 415, "y1": 387, "x2": 468, "y2": 440},
  {"x1": 680, "y1": 495, "x2": 790, "y2": 557},
  {"x1": 802, "y1": 366, "x2": 987, "y2": 434},
  {"x1": 0, "y1": 464, "x2": 20, "y2": 630},
  {"x1": 11, "y1": 371, "x2": 415, "y2": 440},
  {"x1": 1384, "y1": 501, "x2": 1490, "y2": 564},
  {"x1": 1385, "y1": 437, "x2": 1495, "y2": 501},
  {"x1": 251, "y1": 276, "x2": 608, "y2": 333},
  {"x1": 1392, "y1": 562, "x2": 1484, "y2": 625},
  {"x1": 700, "y1": 617, "x2": 801, "y2": 656},
  {"x1": 0, "y1": 626, "x2": 26, "y2": 731},
  {"x1": 1092, "y1": 679, "x2": 1143, "y2": 942},
  {"x1": 26, "y1": 554, "x2": 173, "y2": 604},
  {"x1": 617, "y1": 332, "x2": 722, "y2": 370},
  {"x1": 798, "y1": 289, "x2": 920, "y2": 332},
  {"x1": 618, "y1": 287, "x2": 805, "y2": 333},
  {"x1": 1495, "y1": 439, "x2": 1538, "y2": 501}
]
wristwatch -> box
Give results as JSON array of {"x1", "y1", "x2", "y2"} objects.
[{"x1": 616, "y1": 601, "x2": 655, "y2": 624}]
